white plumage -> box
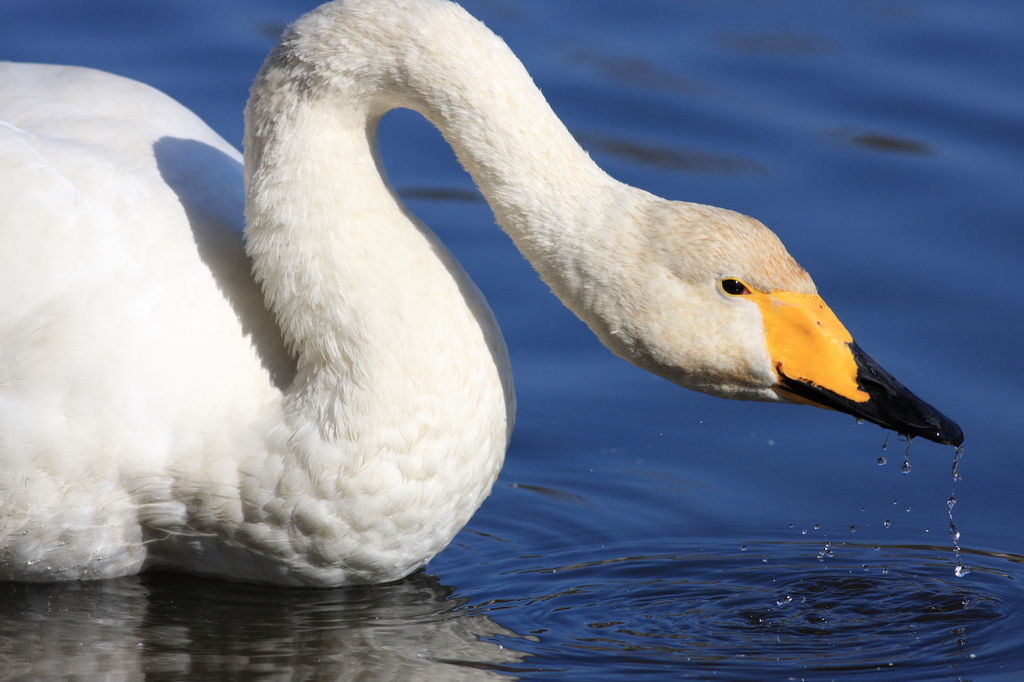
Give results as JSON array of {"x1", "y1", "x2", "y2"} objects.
[{"x1": 0, "y1": 0, "x2": 959, "y2": 586}]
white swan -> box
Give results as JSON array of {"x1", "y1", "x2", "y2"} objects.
[{"x1": 0, "y1": 0, "x2": 960, "y2": 586}]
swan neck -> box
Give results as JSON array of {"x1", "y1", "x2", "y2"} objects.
[{"x1": 246, "y1": 0, "x2": 627, "y2": 298}]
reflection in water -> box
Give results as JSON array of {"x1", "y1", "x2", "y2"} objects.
[
  {"x1": 3, "y1": 542, "x2": 1022, "y2": 679},
  {"x1": 566, "y1": 51, "x2": 709, "y2": 95},
  {"x1": 0, "y1": 573, "x2": 527, "y2": 680},
  {"x1": 830, "y1": 127, "x2": 933, "y2": 154},
  {"x1": 577, "y1": 132, "x2": 767, "y2": 176}
]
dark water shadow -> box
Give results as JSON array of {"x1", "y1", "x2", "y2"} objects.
[
  {"x1": 566, "y1": 50, "x2": 710, "y2": 96},
  {"x1": 829, "y1": 127, "x2": 933, "y2": 155},
  {"x1": 577, "y1": 130, "x2": 768, "y2": 176},
  {"x1": 153, "y1": 136, "x2": 296, "y2": 389}
]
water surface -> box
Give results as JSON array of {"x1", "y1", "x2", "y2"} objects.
[{"x1": 2, "y1": 0, "x2": 1022, "y2": 679}]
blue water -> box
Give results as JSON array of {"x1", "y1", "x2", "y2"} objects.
[{"x1": 2, "y1": 0, "x2": 1022, "y2": 679}]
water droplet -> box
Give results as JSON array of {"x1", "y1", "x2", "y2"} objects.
[
  {"x1": 876, "y1": 456, "x2": 887, "y2": 466},
  {"x1": 881, "y1": 567, "x2": 889, "y2": 575},
  {"x1": 905, "y1": 507, "x2": 912, "y2": 513},
  {"x1": 740, "y1": 545, "x2": 748, "y2": 551},
  {"x1": 776, "y1": 595, "x2": 793, "y2": 606},
  {"x1": 947, "y1": 446, "x2": 970, "y2": 577},
  {"x1": 883, "y1": 520, "x2": 892, "y2": 528},
  {"x1": 849, "y1": 525, "x2": 857, "y2": 533},
  {"x1": 813, "y1": 523, "x2": 821, "y2": 530},
  {"x1": 899, "y1": 436, "x2": 913, "y2": 474},
  {"x1": 856, "y1": 418, "x2": 865, "y2": 425},
  {"x1": 816, "y1": 542, "x2": 833, "y2": 561}
]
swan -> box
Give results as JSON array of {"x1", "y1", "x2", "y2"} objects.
[{"x1": 0, "y1": 0, "x2": 961, "y2": 586}]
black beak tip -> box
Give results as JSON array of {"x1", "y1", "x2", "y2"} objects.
[
  {"x1": 852, "y1": 343, "x2": 964, "y2": 447},
  {"x1": 898, "y1": 420, "x2": 964, "y2": 447},
  {"x1": 912, "y1": 415, "x2": 963, "y2": 448}
]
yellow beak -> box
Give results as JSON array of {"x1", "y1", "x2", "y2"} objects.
[{"x1": 750, "y1": 290, "x2": 963, "y2": 446}]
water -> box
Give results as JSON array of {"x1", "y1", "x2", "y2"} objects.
[
  {"x1": 2, "y1": 0, "x2": 1023, "y2": 678},
  {"x1": 949, "y1": 447, "x2": 971, "y2": 578}
]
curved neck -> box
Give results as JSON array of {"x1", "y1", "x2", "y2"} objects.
[
  {"x1": 244, "y1": 0, "x2": 630, "y2": 371},
  {"x1": 220, "y1": 0, "x2": 643, "y2": 583}
]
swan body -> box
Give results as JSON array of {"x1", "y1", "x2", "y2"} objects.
[{"x1": 0, "y1": 0, "x2": 960, "y2": 586}]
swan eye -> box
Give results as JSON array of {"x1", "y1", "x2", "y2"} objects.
[{"x1": 720, "y1": 278, "x2": 751, "y2": 296}]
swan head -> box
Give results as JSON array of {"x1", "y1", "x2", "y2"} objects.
[{"x1": 583, "y1": 199, "x2": 963, "y2": 446}]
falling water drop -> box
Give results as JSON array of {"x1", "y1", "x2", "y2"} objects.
[
  {"x1": 952, "y1": 445, "x2": 964, "y2": 481},
  {"x1": 900, "y1": 435, "x2": 913, "y2": 474},
  {"x1": 877, "y1": 456, "x2": 887, "y2": 466},
  {"x1": 947, "y1": 446, "x2": 971, "y2": 577},
  {"x1": 883, "y1": 520, "x2": 892, "y2": 528}
]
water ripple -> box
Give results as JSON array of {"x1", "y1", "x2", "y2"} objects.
[{"x1": 467, "y1": 541, "x2": 1024, "y2": 680}]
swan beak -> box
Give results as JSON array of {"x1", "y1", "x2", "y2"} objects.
[{"x1": 758, "y1": 291, "x2": 964, "y2": 446}]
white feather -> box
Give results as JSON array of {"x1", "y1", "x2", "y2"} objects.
[{"x1": 1, "y1": 0, "x2": 815, "y2": 586}]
